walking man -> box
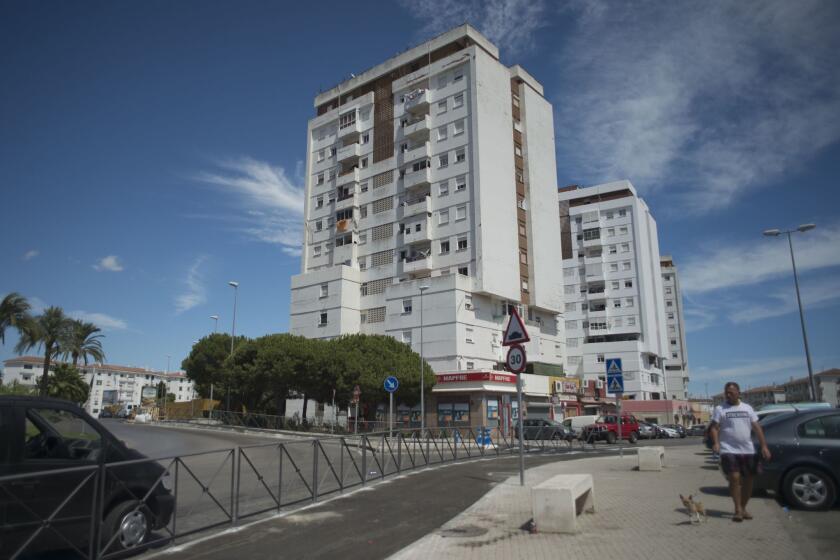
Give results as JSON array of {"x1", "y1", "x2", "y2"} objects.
[{"x1": 710, "y1": 382, "x2": 772, "y2": 522}]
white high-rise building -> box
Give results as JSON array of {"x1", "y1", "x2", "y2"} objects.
[
  {"x1": 660, "y1": 256, "x2": 690, "y2": 399},
  {"x1": 290, "y1": 25, "x2": 564, "y2": 375},
  {"x1": 558, "y1": 181, "x2": 669, "y2": 399}
]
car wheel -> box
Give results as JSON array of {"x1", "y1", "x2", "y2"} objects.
[
  {"x1": 606, "y1": 431, "x2": 617, "y2": 444},
  {"x1": 783, "y1": 467, "x2": 837, "y2": 511},
  {"x1": 629, "y1": 431, "x2": 638, "y2": 444},
  {"x1": 102, "y1": 500, "x2": 151, "y2": 552}
]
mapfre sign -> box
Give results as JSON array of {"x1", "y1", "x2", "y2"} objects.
[{"x1": 437, "y1": 372, "x2": 517, "y2": 384}]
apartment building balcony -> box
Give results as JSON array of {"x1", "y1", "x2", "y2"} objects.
[
  {"x1": 337, "y1": 119, "x2": 362, "y2": 140},
  {"x1": 399, "y1": 195, "x2": 431, "y2": 219},
  {"x1": 333, "y1": 243, "x2": 356, "y2": 266},
  {"x1": 583, "y1": 235, "x2": 602, "y2": 248},
  {"x1": 402, "y1": 253, "x2": 433, "y2": 274},
  {"x1": 401, "y1": 115, "x2": 431, "y2": 141},
  {"x1": 404, "y1": 89, "x2": 430, "y2": 115},
  {"x1": 404, "y1": 167, "x2": 431, "y2": 189},
  {"x1": 337, "y1": 142, "x2": 361, "y2": 163},
  {"x1": 339, "y1": 167, "x2": 360, "y2": 182},
  {"x1": 335, "y1": 192, "x2": 358, "y2": 212},
  {"x1": 399, "y1": 142, "x2": 430, "y2": 166},
  {"x1": 402, "y1": 219, "x2": 433, "y2": 245}
]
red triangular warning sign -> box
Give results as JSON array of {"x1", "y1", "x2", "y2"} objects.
[{"x1": 502, "y1": 306, "x2": 530, "y2": 346}]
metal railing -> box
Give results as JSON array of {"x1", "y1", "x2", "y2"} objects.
[{"x1": 0, "y1": 424, "x2": 608, "y2": 560}]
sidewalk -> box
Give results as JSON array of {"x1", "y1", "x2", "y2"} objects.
[{"x1": 388, "y1": 446, "x2": 817, "y2": 560}]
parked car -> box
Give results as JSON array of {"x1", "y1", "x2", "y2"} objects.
[
  {"x1": 561, "y1": 415, "x2": 600, "y2": 440},
  {"x1": 638, "y1": 422, "x2": 659, "y2": 440},
  {"x1": 657, "y1": 425, "x2": 680, "y2": 439},
  {"x1": 581, "y1": 414, "x2": 641, "y2": 444},
  {"x1": 0, "y1": 396, "x2": 175, "y2": 557},
  {"x1": 98, "y1": 409, "x2": 114, "y2": 419},
  {"x1": 688, "y1": 424, "x2": 706, "y2": 436},
  {"x1": 753, "y1": 409, "x2": 840, "y2": 511},
  {"x1": 515, "y1": 418, "x2": 573, "y2": 441},
  {"x1": 756, "y1": 402, "x2": 832, "y2": 423},
  {"x1": 662, "y1": 424, "x2": 687, "y2": 438}
]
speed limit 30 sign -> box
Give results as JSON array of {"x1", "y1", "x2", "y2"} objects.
[{"x1": 506, "y1": 344, "x2": 527, "y2": 374}]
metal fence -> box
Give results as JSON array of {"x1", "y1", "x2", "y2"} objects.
[{"x1": 0, "y1": 424, "x2": 600, "y2": 560}]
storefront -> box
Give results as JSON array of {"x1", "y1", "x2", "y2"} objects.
[
  {"x1": 548, "y1": 377, "x2": 583, "y2": 419},
  {"x1": 431, "y1": 371, "x2": 518, "y2": 435}
]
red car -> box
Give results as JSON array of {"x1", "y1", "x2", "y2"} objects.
[{"x1": 582, "y1": 414, "x2": 641, "y2": 444}]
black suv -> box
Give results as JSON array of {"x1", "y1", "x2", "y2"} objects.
[{"x1": 0, "y1": 396, "x2": 174, "y2": 558}]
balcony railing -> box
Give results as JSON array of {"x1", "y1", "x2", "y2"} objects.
[
  {"x1": 399, "y1": 195, "x2": 431, "y2": 219},
  {"x1": 402, "y1": 115, "x2": 431, "y2": 139},
  {"x1": 404, "y1": 89, "x2": 430, "y2": 114},
  {"x1": 337, "y1": 143, "x2": 361, "y2": 163},
  {"x1": 404, "y1": 168, "x2": 431, "y2": 189}
]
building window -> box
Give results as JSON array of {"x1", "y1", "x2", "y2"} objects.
[
  {"x1": 665, "y1": 287, "x2": 672, "y2": 294},
  {"x1": 317, "y1": 149, "x2": 325, "y2": 162},
  {"x1": 453, "y1": 93, "x2": 464, "y2": 108},
  {"x1": 455, "y1": 205, "x2": 466, "y2": 220},
  {"x1": 455, "y1": 148, "x2": 465, "y2": 163},
  {"x1": 319, "y1": 312, "x2": 328, "y2": 326},
  {"x1": 623, "y1": 261, "x2": 631, "y2": 271},
  {"x1": 565, "y1": 302, "x2": 575, "y2": 312},
  {"x1": 667, "y1": 301, "x2": 674, "y2": 307},
  {"x1": 456, "y1": 177, "x2": 466, "y2": 191},
  {"x1": 465, "y1": 361, "x2": 475, "y2": 370},
  {"x1": 313, "y1": 245, "x2": 321, "y2": 257},
  {"x1": 453, "y1": 120, "x2": 464, "y2": 136},
  {"x1": 458, "y1": 266, "x2": 469, "y2": 276},
  {"x1": 403, "y1": 330, "x2": 413, "y2": 344},
  {"x1": 521, "y1": 279, "x2": 529, "y2": 291},
  {"x1": 520, "y1": 252, "x2": 528, "y2": 264},
  {"x1": 360, "y1": 182, "x2": 369, "y2": 193},
  {"x1": 610, "y1": 263, "x2": 618, "y2": 272},
  {"x1": 457, "y1": 236, "x2": 468, "y2": 251},
  {"x1": 439, "y1": 209, "x2": 449, "y2": 224},
  {"x1": 582, "y1": 228, "x2": 600, "y2": 241},
  {"x1": 597, "y1": 354, "x2": 605, "y2": 363},
  {"x1": 439, "y1": 181, "x2": 449, "y2": 196},
  {"x1": 625, "y1": 280, "x2": 633, "y2": 288},
  {"x1": 440, "y1": 240, "x2": 450, "y2": 254},
  {"x1": 625, "y1": 298, "x2": 634, "y2": 307},
  {"x1": 671, "y1": 339, "x2": 677, "y2": 345},
  {"x1": 465, "y1": 328, "x2": 474, "y2": 343},
  {"x1": 362, "y1": 133, "x2": 369, "y2": 144},
  {"x1": 611, "y1": 281, "x2": 620, "y2": 290},
  {"x1": 316, "y1": 196, "x2": 324, "y2": 209},
  {"x1": 620, "y1": 226, "x2": 628, "y2": 234},
  {"x1": 628, "y1": 317, "x2": 636, "y2": 326},
  {"x1": 621, "y1": 243, "x2": 630, "y2": 253},
  {"x1": 464, "y1": 295, "x2": 473, "y2": 310},
  {"x1": 438, "y1": 154, "x2": 449, "y2": 168},
  {"x1": 605, "y1": 211, "x2": 614, "y2": 219},
  {"x1": 437, "y1": 100, "x2": 447, "y2": 114},
  {"x1": 565, "y1": 320, "x2": 577, "y2": 330},
  {"x1": 607, "y1": 228, "x2": 615, "y2": 237},
  {"x1": 437, "y1": 126, "x2": 448, "y2": 141},
  {"x1": 619, "y1": 209, "x2": 627, "y2": 217},
  {"x1": 609, "y1": 245, "x2": 617, "y2": 254},
  {"x1": 360, "y1": 157, "x2": 368, "y2": 168},
  {"x1": 613, "y1": 300, "x2": 621, "y2": 308},
  {"x1": 317, "y1": 173, "x2": 324, "y2": 185},
  {"x1": 315, "y1": 220, "x2": 323, "y2": 232},
  {"x1": 514, "y1": 144, "x2": 522, "y2": 157},
  {"x1": 454, "y1": 71, "x2": 463, "y2": 82},
  {"x1": 320, "y1": 283, "x2": 329, "y2": 298},
  {"x1": 403, "y1": 299, "x2": 413, "y2": 314}
]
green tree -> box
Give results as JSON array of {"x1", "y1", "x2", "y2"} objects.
[
  {"x1": 0, "y1": 381, "x2": 35, "y2": 396},
  {"x1": 46, "y1": 363, "x2": 90, "y2": 404},
  {"x1": 15, "y1": 306, "x2": 72, "y2": 396},
  {"x1": 181, "y1": 333, "x2": 246, "y2": 399},
  {"x1": 1, "y1": 292, "x2": 31, "y2": 345},
  {"x1": 63, "y1": 320, "x2": 105, "y2": 366}
]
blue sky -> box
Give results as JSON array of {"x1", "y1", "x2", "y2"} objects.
[{"x1": 2, "y1": 0, "x2": 839, "y2": 397}]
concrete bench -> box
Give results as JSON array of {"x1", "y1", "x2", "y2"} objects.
[
  {"x1": 531, "y1": 474, "x2": 595, "y2": 533},
  {"x1": 638, "y1": 446, "x2": 665, "y2": 471}
]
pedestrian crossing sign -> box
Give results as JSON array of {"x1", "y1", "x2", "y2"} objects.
[
  {"x1": 608, "y1": 376, "x2": 624, "y2": 393},
  {"x1": 606, "y1": 358, "x2": 624, "y2": 393},
  {"x1": 606, "y1": 358, "x2": 622, "y2": 375}
]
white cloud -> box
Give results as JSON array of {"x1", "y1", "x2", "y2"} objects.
[
  {"x1": 680, "y1": 222, "x2": 840, "y2": 294},
  {"x1": 691, "y1": 356, "x2": 805, "y2": 385},
  {"x1": 22, "y1": 249, "x2": 39, "y2": 261},
  {"x1": 93, "y1": 255, "x2": 124, "y2": 272},
  {"x1": 683, "y1": 304, "x2": 717, "y2": 333},
  {"x1": 194, "y1": 157, "x2": 304, "y2": 256},
  {"x1": 399, "y1": 0, "x2": 547, "y2": 58},
  {"x1": 174, "y1": 256, "x2": 207, "y2": 315},
  {"x1": 729, "y1": 276, "x2": 840, "y2": 324},
  {"x1": 555, "y1": 0, "x2": 840, "y2": 213},
  {"x1": 69, "y1": 310, "x2": 128, "y2": 331}
]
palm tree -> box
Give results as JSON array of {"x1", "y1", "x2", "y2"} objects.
[
  {"x1": 0, "y1": 292, "x2": 31, "y2": 345},
  {"x1": 47, "y1": 363, "x2": 90, "y2": 404},
  {"x1": 15, "y1": 306, "x2": 72, "y2": 396},
  {"x1": 63, "y1": 320, "x2": 106, "y2": 366}
]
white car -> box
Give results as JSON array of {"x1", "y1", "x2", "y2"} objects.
[{"x1": 658, "y1": 426, "x2": 679, "y2": 438}]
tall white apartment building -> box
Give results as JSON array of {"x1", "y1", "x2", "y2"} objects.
[
  {"x1": 290, "y1": 25, "x2": 564, "y2": 375},
  {"x1": 558, "y1": 181, "x2": 669, "y2": 399},
  {"x1": 660, "y1": 256, "x2": 690, "y2": 399}
]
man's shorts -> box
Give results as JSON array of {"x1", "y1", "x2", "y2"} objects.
[{"x1": 720, "y1": 453, "x2": 760, "y2": 477}]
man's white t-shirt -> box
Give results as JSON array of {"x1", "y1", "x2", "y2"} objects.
[{"x1": 711, "y1": 401, "x2": 758, "y2": 455}]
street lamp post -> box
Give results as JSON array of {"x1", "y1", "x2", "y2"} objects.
[
  {"x1": 763, "y1": 224, "x2": 817, "y2": 401},
  {"x1": 419, "y1": 285, "x2": 429, "y2": 434},
  {"x1": 210, "y1": 315, "x2": 219, "y2": 333},
  {"x1": 227, "y1": 281, "x2": 239, "y2": 410}
]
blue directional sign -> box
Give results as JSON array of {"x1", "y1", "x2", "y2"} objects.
[
  {"x1": 605, "y1": 358, "x2": 624, "y2": 393},
  {"x1": 384, "y1": 376, "x2": 399, "y2": 393}
]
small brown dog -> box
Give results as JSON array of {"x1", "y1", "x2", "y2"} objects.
[{"x1": 680, "y1": 494, "x2": 707, "y2": 524}]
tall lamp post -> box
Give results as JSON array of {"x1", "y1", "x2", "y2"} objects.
[
  {"x1": 763, "y1": 224, "x2": 817, "y2": 401},
  {"x1": 210, "y1": 315, "x2": 219, "y2": 333},
  {"x1": 227, "y1": 281, "x2": 239, "y2": 410},
  {"x1": 419, "y1": 284, "x2": 429, "y2": 433}
]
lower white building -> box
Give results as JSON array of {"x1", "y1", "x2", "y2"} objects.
[
  {"x1": 2, "y1": 356, "x2": 197, "y2": 416},
  {"x1": 558, "y1": 181, "x2": 670, "y2": 399}
]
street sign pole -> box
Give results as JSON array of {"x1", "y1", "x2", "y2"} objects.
[
  {"x1": 389, "y1": 392, "x2": 394, "y2": 438},
  {"x1": 517, "y1": 373, "x2": 525, "y2": 487},
  {"x1": 354, "y1": 401, "x2": 359, "y2": 434},
  {"x1": 617, "y1": 393, "x2": 622, "y2": 453}
]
